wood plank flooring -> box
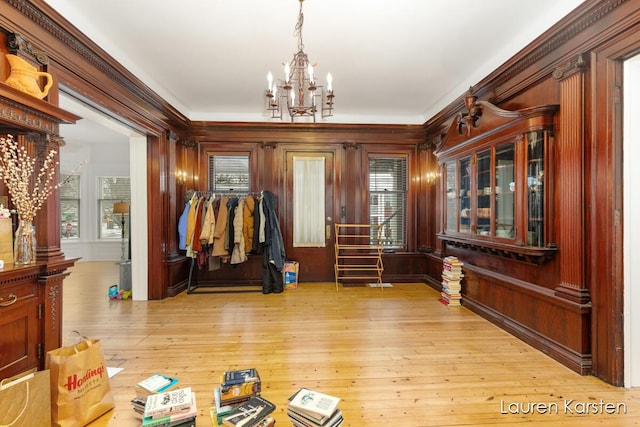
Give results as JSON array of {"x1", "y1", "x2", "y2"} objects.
[{"x1": 62, "y1": 262, "x2": 640, "y2": 426}]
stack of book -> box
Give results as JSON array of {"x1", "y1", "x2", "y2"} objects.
[
  {"x1": 210, "y1": 368, "x2": 264, "y2": 426},
  {"x1": 140, "y1": 387, "x2": 197, "y2": 427},
  {"x1": 287, "y1": 388, "x2": 343, "y2": 427},
  {"x1": 131, "y1": 374, "x2": 180, "y2": 417},
  {"x1": 440, "y1": 256, "x2": 464, "y2": 306},
  {"x1": 220, "y1": 395, "x2": 276, "y2": 427},
  {"x1": 220, "y1": 368, "x2": 262, "y2": 405}
]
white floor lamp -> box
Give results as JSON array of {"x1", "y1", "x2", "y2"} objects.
[
  {"x1": 113, "y1": 201, "x2": 131, "y2": 292},
  {"x1": 113, "y1": 201, "x2": 129, "y2": 261}
]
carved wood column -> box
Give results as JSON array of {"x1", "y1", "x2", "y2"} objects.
[
  {"x1": 31, "y1": 132, "x2": 65, "y2": 262},
  {"x1": 553, "y1": 55, "x2": 590, "y2": 304},
  {"x1": 418, "y1": 138, "x2": 437, "y2": 252},
  {"x1": 342, "y1": 142, "x2": 360, "y2": 223},
  {"x1": 260, "y1": 141, "x2": 277, "y2": 192},
  {"x1": 166, "y1": 131, "x2": 180, "y2": 260}
]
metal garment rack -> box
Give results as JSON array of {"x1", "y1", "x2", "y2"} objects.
[
  {"x1": 184, "y1": 190, "x2": 265, "y2": 294},
  {"x1": 334, "y1": 224, "x2": 384, "y2": 291}
]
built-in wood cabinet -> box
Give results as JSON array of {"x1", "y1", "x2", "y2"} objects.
[
  {"x1": 0, "y1": 33, "x2": 79, "y2": 380},
  {"x1": 435, "y1": 97, "x2": 558, "y2": 264}
]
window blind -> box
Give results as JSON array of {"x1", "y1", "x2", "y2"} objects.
[
  {"x1": 369, "y1": 157, "x2": 407, "y2": 249},
  {"x1": 208, "y1": 155, "x2": 250, "y2": 192}
]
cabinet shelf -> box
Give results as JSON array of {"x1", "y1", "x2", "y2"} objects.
[{"x1": 437, "y1": 233, "x2": 557, "y2": 264}]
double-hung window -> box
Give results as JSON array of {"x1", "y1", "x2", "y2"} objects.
[
  {"x1": 208, "y1": 155, "x2": 250, "y2": 193},
  {"x1": 59, "y1": 174, "x2": 80, "y2": 239},
  {"x1": 98, "y1": 176, "x2": 130, "y2": 239},
  {"x1": 369, "y1": 156, "x2": 408, "y2": 249}
]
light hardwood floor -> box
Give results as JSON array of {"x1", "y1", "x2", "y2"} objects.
[{"x1": 62, "y1": 262, "x2": 640, "y2": 426}]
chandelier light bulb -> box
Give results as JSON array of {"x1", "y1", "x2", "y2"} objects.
[
  {"x1": 308, "y1": 63, "x2": 314, "y2": 84},
  {"x1": 326, "y1": 73, "x2": 333, "y2": 92},
  {"x1": 284, "y1": 63, "x2": 291, "y2": 83},
  {"x1": 267, "y1": 72, "x2": 273, "y2": 90}
]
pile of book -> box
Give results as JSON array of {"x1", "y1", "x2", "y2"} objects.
[
  {"x1": 131, "y1": 374, "x2": 180, "y2": 418},
  {"x1": 440, "y1": 256, "x2": 464, "y2": 306},
  {"x1": 211, "y1": 368, "x2": 274, "y2": 427},
  {"x1": 140, "y1": 387, "x2": 197, "y2": 427},
  {"x1": 220, "y1": 395, "x2": 276, "y2": 427},
  {"x1": 287, "y1": 388, "x2": 343, "y2": 427}
]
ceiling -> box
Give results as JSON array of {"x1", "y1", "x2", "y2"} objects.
[{"x1": 44, "y1": 0, "x2": 584, "y2": 127}]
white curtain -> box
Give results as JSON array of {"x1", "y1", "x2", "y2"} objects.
[{"x1": 293, "y1": 156, "x2": 325, "y2": 247}]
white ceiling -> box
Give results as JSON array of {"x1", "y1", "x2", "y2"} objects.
[{"x1": 44, "y1": 0, "x2": 585, "y2": 126}]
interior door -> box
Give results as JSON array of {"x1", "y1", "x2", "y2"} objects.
[{"x1": 284, "y1": 151, "x2": 335, "y2": 282}]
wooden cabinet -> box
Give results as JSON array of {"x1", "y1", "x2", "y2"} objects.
[
  {"x1": 0, "y1": 33, "x2": 79, "y2": 380},
  {"x1": 0, "y1": 260, "x2": 76, "y2": 379},
  {"x1": 435, "y1": 97, "x2": 558, "y2": 264}
]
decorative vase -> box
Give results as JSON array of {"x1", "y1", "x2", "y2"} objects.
[{"x1": 14, "y1": 220, "x2": 36, "y2": 265}]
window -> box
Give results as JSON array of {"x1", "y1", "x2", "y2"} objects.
[
  {"x1": 59, "y1": 174, "x2": 80, "y2": 239},
  {"x1": 208, "y1": 155, "x2": 250, "y2": 193},
  {"x1": 98, "y1": 177, "x2": 130, "y2": 239},
  {"x1": 369, "y1": 156, "x2": 407, "y2": 249}
]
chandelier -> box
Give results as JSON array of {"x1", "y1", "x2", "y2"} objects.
[{"x1": 265, "y1": 0, "x2": 334, "y2": 122}]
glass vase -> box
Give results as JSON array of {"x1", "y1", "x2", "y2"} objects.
[{"x1": 14, "y1": 220, "x2": 36, "y2": 265}]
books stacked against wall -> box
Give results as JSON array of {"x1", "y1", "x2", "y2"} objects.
[
  {"x1": 287, "y1": 388, "x2": 343, "y2": 427},
  {"x1": 140, "y1": 387, "x2": 197, "y2": 427},
  {"x1": 440, "y1": 256, "x2": 464, "y2": 306},
  {"x1": 211, "y1": 368, "x2": 264, "y2": 426},
  {"x1": 221, "y1": 395, "x2": 276, "y2": 427},
  {"x1": 131, "y1": 374, "x2": 181, "y2": 417}
]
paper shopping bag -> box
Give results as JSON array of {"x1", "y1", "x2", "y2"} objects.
[
  {"x1": 0, "y1": 368, "x2": 51, "y2": 427},
  {"x1": 46, "y1": 339, "x2": 114, "y2": 427}
]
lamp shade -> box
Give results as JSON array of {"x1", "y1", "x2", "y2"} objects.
[{"x1": 113, "y1": 202, "x2": 129, "y2": 215}]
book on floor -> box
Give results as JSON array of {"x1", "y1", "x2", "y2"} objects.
[
  {"x1": 222, "y1": 395, "x2": 276, "y2": 427},
  {"x1": 144, "y1": 387, "x2": 193, "y2": 419},
  {"x1": 287, "y1": 388, "x2": 341, "y2": 425},
  {"x1": 141, "y1": 392, "x2": 197, "y2": 426},
  {"x1": 136, "y1": 374, "x2": 180, "y2": 397}
]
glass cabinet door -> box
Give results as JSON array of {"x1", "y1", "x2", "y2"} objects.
[
  {"x1": 459, "y1": 157, "x2": 471, "y2": 233},
  {"x1": 527, "y1": 131, "x2": 544, "y2": 246},
  {"x1": 475, "y1": 150, "x2": 491, "y2": 236},
  {"x1": 445, "y1": 162, "x2": 457, "y2": 232},
  {"x1": 494, "y1": 143, "x2": 515, "y2": 238}
]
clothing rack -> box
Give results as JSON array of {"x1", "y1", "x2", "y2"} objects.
[{"x1": 183, "y1": 190, "x2": 267, "y2": 294}]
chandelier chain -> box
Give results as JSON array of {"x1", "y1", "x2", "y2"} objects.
[{"x1": 294, "y1": 0, "x2": 304, "y2": 52}]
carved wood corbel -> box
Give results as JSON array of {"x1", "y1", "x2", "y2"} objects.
[
  {"x1": 260, "y1": 141, "x2": 277, "y2": 149},
  {"x1": 457, "y1": 88, "x2": 483, "y2": 136},
  {"x1": 342, "y1": 142, "x2": 359, "y2": 150}
]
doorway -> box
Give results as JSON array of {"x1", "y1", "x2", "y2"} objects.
[
  {"x1": 58, "y1": 93, "x2": 149, "y2": 300},
  {"x1": 284, "y1": 150, "x2": 336, "y2": 282},
  {"x1": 623, "y1": 55, "x2": 640, "y2": 387}
]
